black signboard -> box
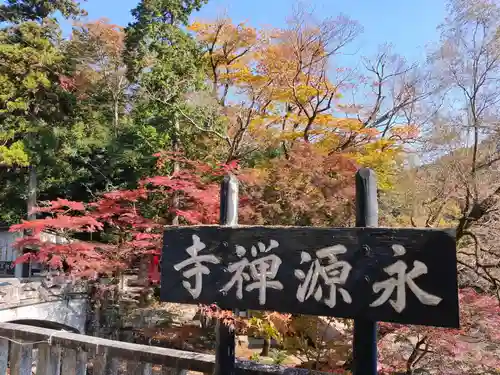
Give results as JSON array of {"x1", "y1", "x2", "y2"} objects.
[{"x1": 160, "y1": 225, "x2": 459, "y2": 328}]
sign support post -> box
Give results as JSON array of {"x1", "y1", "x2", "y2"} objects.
[
  {"x1": 352, "y1": 168, "x2": 378, "y2": 375},
  {"x1": 214, "y1": 174, "x2": 238, "y2": 375}
]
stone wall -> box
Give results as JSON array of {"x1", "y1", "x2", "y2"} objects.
[{"x1": 0, "y1": 276, "x2": 88, "y2": 333}]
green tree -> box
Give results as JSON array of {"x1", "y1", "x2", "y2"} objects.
[
  {"x1": 0, "y1": 1, "x2": 112, "y2": 223},
  {"x1": 0, "y1": 0, "x2": 88, "y2": 169},
  {"x1": 0, "y1": 20, "x2": 72, "y2": 167},
  {"x1": 0, "y1": 0, "x2": 85, "y2": 23},
  {"x1": 124, "y1": 0, "x2": 222, "y2": 163},
  {"x1": 0, "y1": 1, "x2": 86, "y2": 223}
]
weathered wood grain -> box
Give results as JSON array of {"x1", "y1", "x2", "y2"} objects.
[
  {"x1": 10, "y1": 342, "x2": 32, "y2": 375},
  {"x1": 160, "y1": 366, "x2": 188, "y2": 375},
  {"x1": 127, "y1": 361, "x2": 153, "y2": 375},
  {"x1": 75, "y1": 350, "x2": 87, "y2": 375},
  {"x1": 37, "y1": 344, "x2": 61, "y2": 375},
  {"x1": 61, "y1": 349, "x2": 77, "y2": 375},
  {"x1": 161, "y1": 225, "x2": 459, "y2": 328},
  {"x1": 0, "y1": 338, "x2": 8, "y2": 375},
  {"x1": 92, "y1": 348, "x2": 120, "y2": 375}
]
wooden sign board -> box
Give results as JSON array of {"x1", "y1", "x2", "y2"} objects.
[{"x1": 160, "y1": 226, "x2": 459, "y2": 328}]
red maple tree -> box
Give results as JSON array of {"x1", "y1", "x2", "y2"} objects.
[
  {"x1": 9, "y1": 152, "x2": 239, "y2": 280},
  {"x1": 377, "y1": 288, "x2": 500, "y2": 374}
]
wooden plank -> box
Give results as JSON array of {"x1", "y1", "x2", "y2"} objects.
[
  {"x1": 51, "y1": 346, "x2": 62, "y2": 375},
  {"x1": 109, "y1": 358, "x2": 121, "y2": 375},
  {"x1": 160, "y1": 366, "x2": 188, "y2": 375},
  {"x1": 92, "y1": 349, "x2": 119, "y2": 375},
  {"x1": 0, "y1": 338, "x2": 8, "y2": 375},
  {"x1": 61, "y1": 349, "x2": 87, "y2": 375},
  {"x1": 10, "y1": 342, "x2": 33, "y2": 375},
  {"x1": 75, "y1": 350, "x2": 87, "y2": 375},
  {"x1": 37, "y1": 345, "x2": 61, "y2": 375},
  {"x1": 161, "y1": 225, "x2": 459, "y2": 328},
  {"x1": 127, "y1": 361, "x2": 153, "y2": 375},
  {"x1": 61, "y1": 349, "x2": 77, "y2": 375}
]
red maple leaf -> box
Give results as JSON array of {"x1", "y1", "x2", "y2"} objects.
[{"x1": 8, "y1": 152, "x2": 231, "y2": 280}]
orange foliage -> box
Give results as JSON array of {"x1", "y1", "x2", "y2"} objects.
[
  {"x1": 239, "y1": 143, "x2": 357, "y2": 226},
  {"x1": 189, "y1": 15, "x2": 418, "y2": 172},
  {"x1": 66, "y1": 18, "x2": 126, "y2": 102}
]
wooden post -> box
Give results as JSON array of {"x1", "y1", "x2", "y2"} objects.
[
  {"x1": 92, "y1": 348, "x2": 119, "y2": 375},
  {"x1": 0, "y1": 338, "x2": 8, "y2": 375},
  {"x1": 219, "y1": 174, "x2": 238, "y2": 227},
  {"x1": 352, "y1": 168, "x2": 378, "y2": 375},
  {"x1": 37, "y1": 344, "x2": 61, "y2": 375},
  {"x1": 75, "y1": 350, "x2": 88, "y2": 375},
  {"x1": 126, "y1": 361, "x2": 152, "y2": 375},
  {"x1": 214, "y1": 174, "x2": 237, "y2": 375},
  {"x1": 161, "y1": 366, "x2": 188, "y2": 375},
  {"x1": 10, "y1": 342, "x2": 33, "y2": 375},
  {"x1": 61, "y1": 349, "x2": 75, "y2": 375}
]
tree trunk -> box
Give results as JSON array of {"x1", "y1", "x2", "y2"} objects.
[
  {"x1": 17, "y1": 165, "x2": 38, "y2": 278},
  {"x1": 113, "y1": 98, "x2": 119, "y2": 133},
  {"x1": 260, "y1": 337, "x2": 270, "y2": 356},
  {"x1": 172, "y1": 116, "x2": 180, "y2": 225}
]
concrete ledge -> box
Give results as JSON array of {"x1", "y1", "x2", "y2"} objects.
[
  {"x1": 0, "y1": 295, "x2": 87, "y2": 311},
  {"x1": 0, "y1": 299, "x2": 87, "y2": 333}
]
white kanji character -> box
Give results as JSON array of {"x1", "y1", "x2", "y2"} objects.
[
  {"x1": 220, "y1": 240, "x2": 283, "y2": 305},
  {"x1": 173, "y1": 234, "x2": 220, "y2": 299},
  {"x1": 294, "y1": 244, "x2": 352, "y2": 308},
  {"x1": 370, "y1": 244, "x2": 442, "y2": 313}
]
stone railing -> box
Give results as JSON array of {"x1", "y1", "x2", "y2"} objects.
[{"x1": 0, "y1": 322, "x2": 326, "y2": 375}]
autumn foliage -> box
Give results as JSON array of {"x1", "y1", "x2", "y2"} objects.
[
  {"x1": 188, "y1": 16, "x2": 418, "y2": 189},
  {"x1": 377, "y1": 289, "x2": 500, "y2": 374},
  {"x1": 9, "y1": 153, "x2": 239, "y2": 279},
  {"x1": 240, "y1": 143, "x2": 358, "y2": 227}
]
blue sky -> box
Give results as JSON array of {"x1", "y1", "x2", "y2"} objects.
[{"x1": 66, "y1": 0, "x2": 446, "y2": 65}]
